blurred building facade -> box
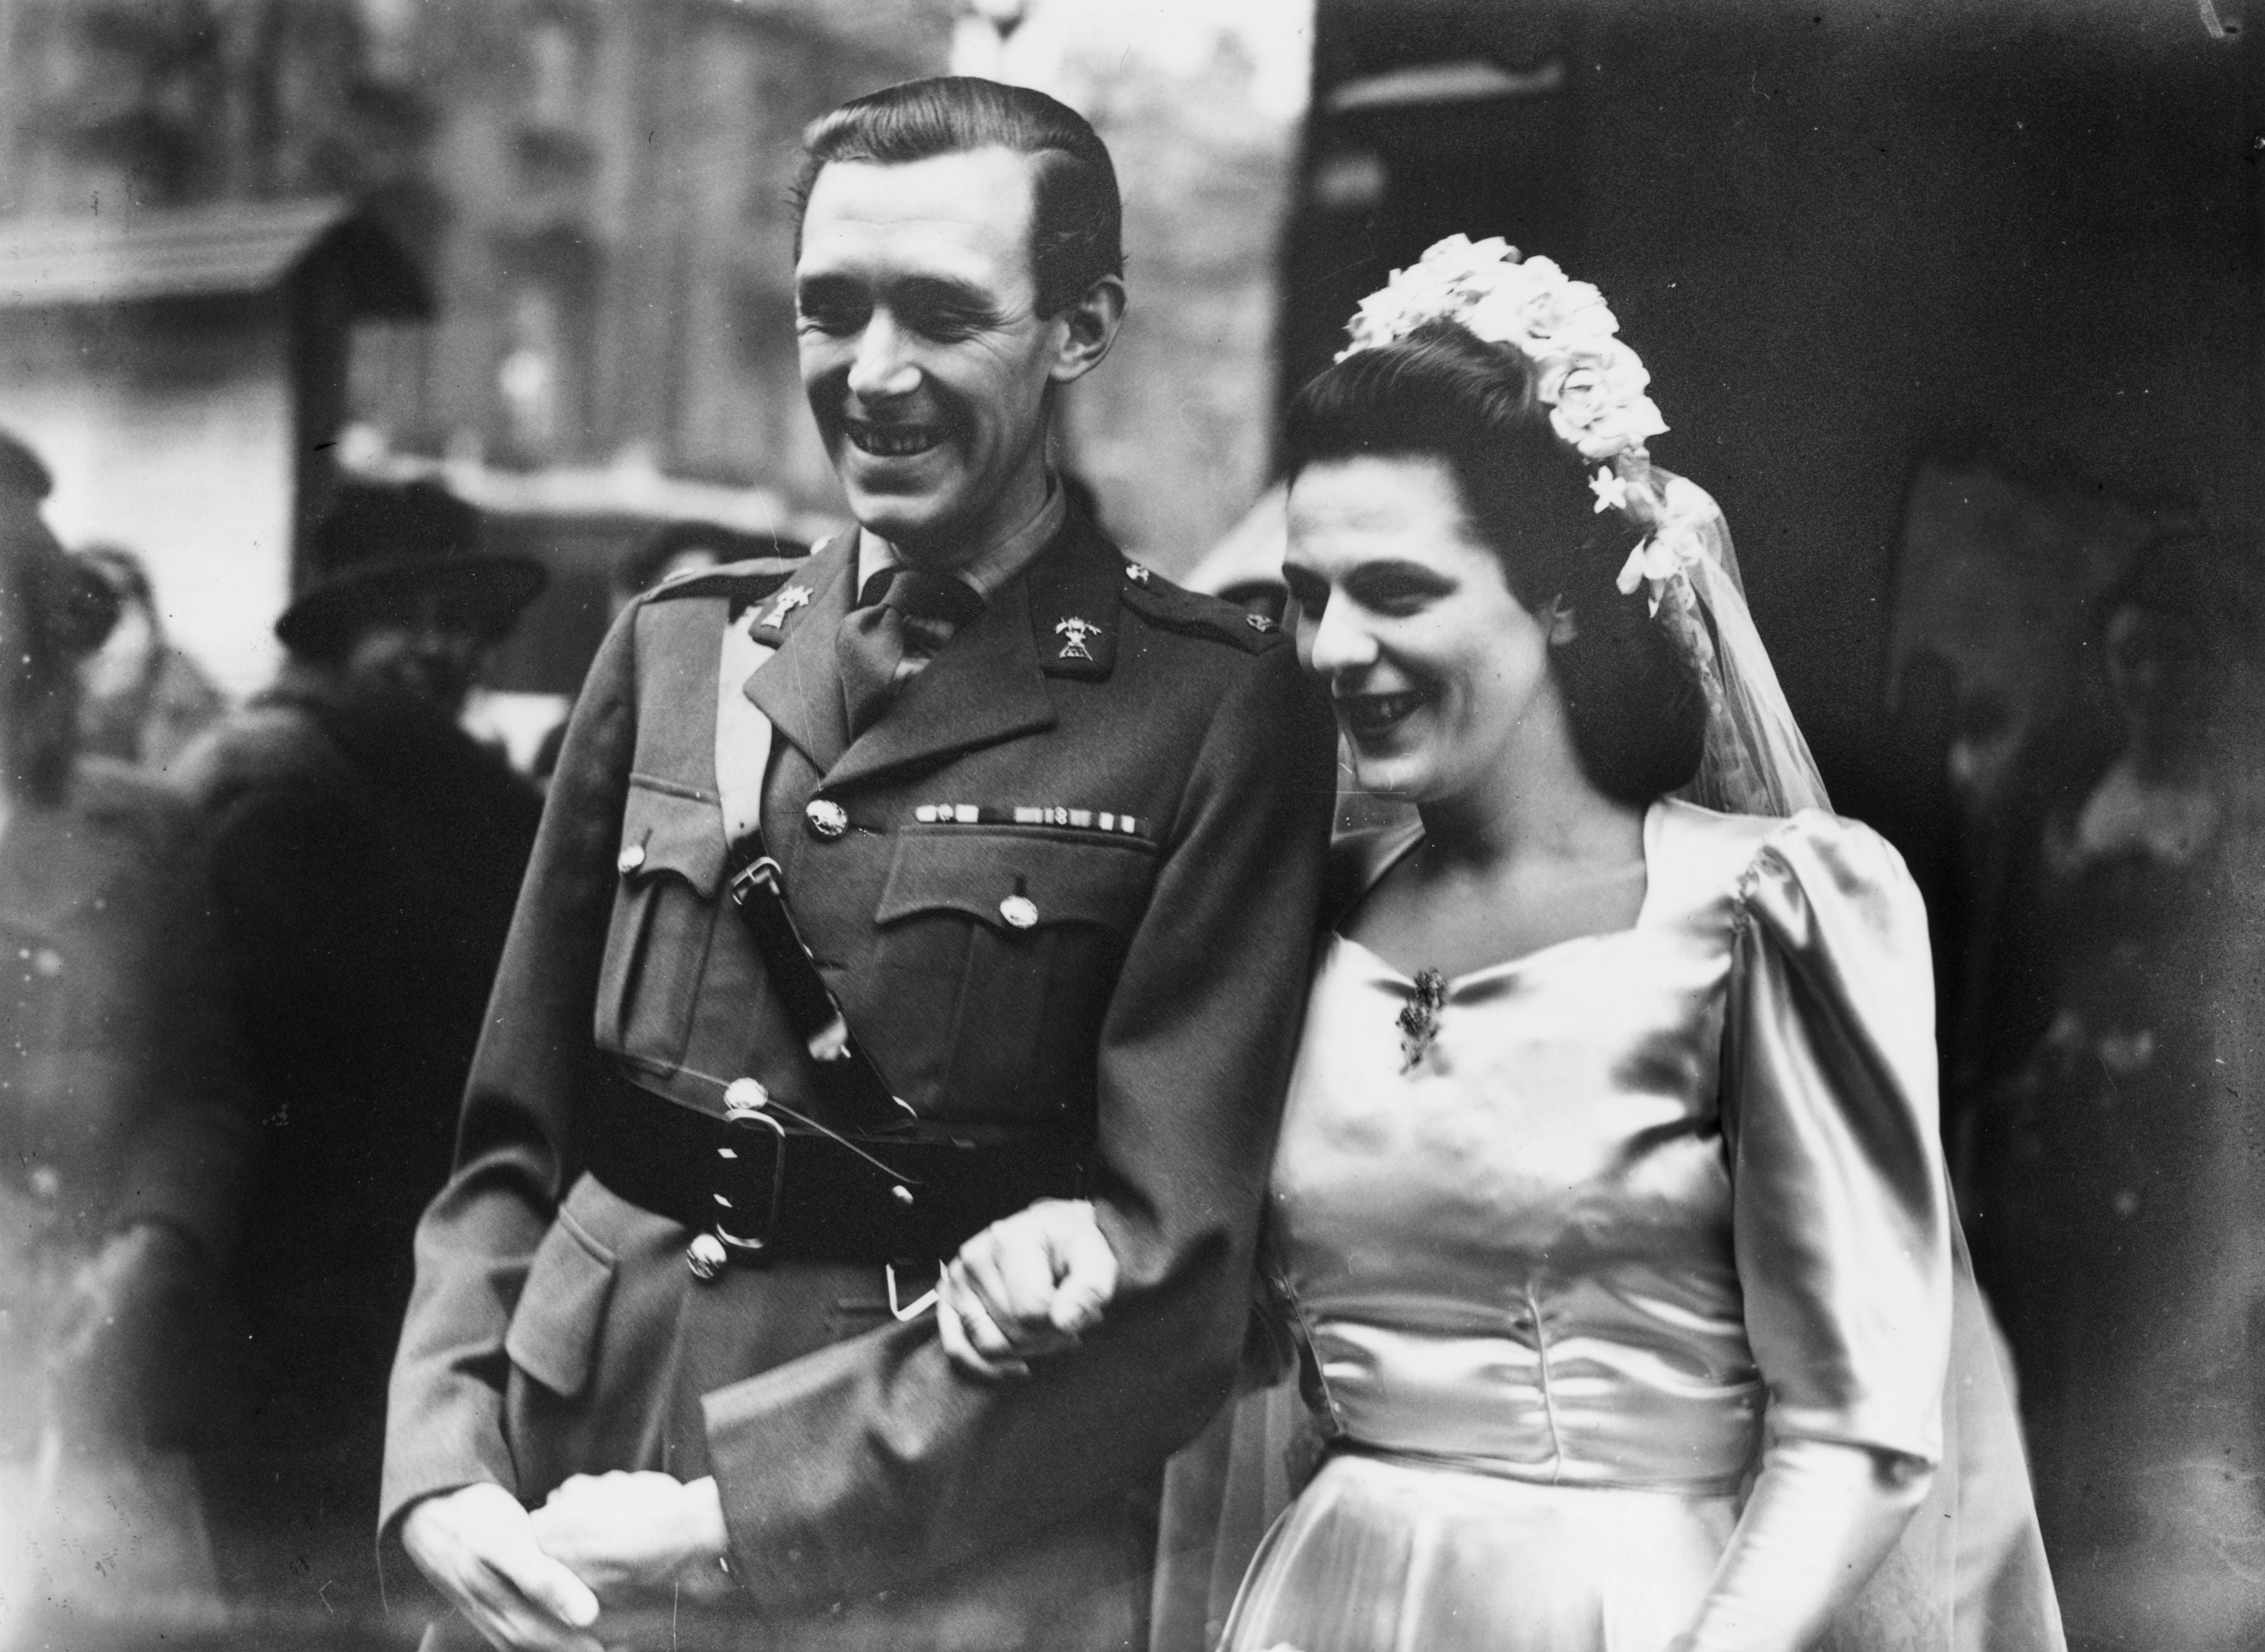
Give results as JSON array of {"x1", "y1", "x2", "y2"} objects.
[
  {"x1": 0, "y1": 0, "x2": 956, "y2": 695},
  {"x1": 956, "y1": 0, "x2": 1308, "y2": 582}
]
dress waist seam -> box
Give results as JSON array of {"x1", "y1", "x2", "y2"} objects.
[{"x1": 1333, "y1": 1440, "x2": 1748, "y2": 1498}]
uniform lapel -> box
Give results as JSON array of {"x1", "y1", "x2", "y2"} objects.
[
  {"x1": 744, "y1": 536, "x2": 856, "y2": 776},
  {"x1": 821, "y1": 573, "x2": 1055, "y2": 793}
]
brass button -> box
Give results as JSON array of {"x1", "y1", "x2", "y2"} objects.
[
  {"x1": 998, "y1": 894, "x2": 1038, "y2": 930},
  {"x1": 806, "y1": 798, "x2": 849, "y2": 839},
  {"x1": 890, "y1": 1184, "x2": 915, "y2": 1207},
  {"x1": 686, "y1": 1232, "x2": 728, "y2": 1281},
  {"x1": 616, "y1": 841, "x2": 647, "y2": 874},
  {"x1": 724, "y1": 1077, "x2": 770, "y2": 1118}
]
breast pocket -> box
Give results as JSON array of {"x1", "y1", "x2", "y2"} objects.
[
  {"x1": 594, "y1": 783, "x2": 727, "y2": 1070},
  {"x1": 870, "y1": 828, "x2": 1154, "y2": 1126}
]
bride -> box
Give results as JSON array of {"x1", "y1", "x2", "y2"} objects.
[{"x1": 932, "y1": 240, "x2": 2064, "y2": 1652}]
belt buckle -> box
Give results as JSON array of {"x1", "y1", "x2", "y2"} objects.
[
  {"x1": 713, "y1": 1100, "x2": 787, "y2": 1259},
  {"x1": 726, "y1": 854, "x2": 784, "y2": 907},
  {"x1": 886, "y1": 1260, "x2": 938, "y2": 1323}
]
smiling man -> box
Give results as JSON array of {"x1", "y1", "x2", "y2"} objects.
[{"x1": 381, "y1": 77, "x2": 1335, "y2": 1652}]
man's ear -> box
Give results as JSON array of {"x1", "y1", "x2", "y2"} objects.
[
  {"x1": 1048, "y1": 275, "x2": 1126, "y2": 385},
  {"x1": 1544, "y1": 597, "x2": 1579, "y2": 646}
]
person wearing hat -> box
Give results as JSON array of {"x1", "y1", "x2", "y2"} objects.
[
  {"x1": 176, "y1": 478, "x2": 548, "y2": 1614},
  {"x1": 0, "y1": 428, "x2": 254, "y2": 1608}
]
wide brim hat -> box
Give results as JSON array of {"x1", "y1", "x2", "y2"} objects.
[{"x1": 277, "y1": 478, "x2": 546, "y2": 657}]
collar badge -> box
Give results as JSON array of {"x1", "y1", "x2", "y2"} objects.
[
  {"x1": 1054, "y1": 616, "x2": 1102, "y2": 661},
  {"x1": 764, "y1": 586, "x2": 812, "y2": 628}
]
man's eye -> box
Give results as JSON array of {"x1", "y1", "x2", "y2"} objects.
[
  {"x1": 902, "y1": 305, "x2": 985, "y2": 341},
  {"x1": 797, "y1": 298, "x2": 867, "y2": 336},
  {"x1": 1282, "y1": 575, "x2": 1330, "y2": 616}
]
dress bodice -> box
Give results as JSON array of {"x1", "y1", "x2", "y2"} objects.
[{"x1": 1268, "y1": 800, "x2": 1951, "y2": 1493}]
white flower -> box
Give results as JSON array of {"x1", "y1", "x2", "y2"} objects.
[
  {"x1": 1339, "y1": 235, "x2": 1668, "y2": 468},
  {"x1": 1590, "y1": 467, "x2": 1631, "y2": 513},
  {"x1": 1615, "y1": 523, "x2": 1705, "y2": 614},
  {"x1": 1544, "y1": 341, "x2": 1666, "y2": 460}
]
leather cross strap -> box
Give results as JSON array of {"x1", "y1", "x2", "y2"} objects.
[
  {"x1": 722, "y1": 842, "x2": 911, "y2": 1132},
  {"x1": 715, "y1": 601, "x2": 912, "y2": 1134}
]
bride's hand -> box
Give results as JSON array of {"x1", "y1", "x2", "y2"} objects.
[{"x1": 935, "y1": 1197, "x2": 1119, "y2": 1381}]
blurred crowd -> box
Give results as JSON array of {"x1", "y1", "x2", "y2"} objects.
[{"x1": 0, "y1": 424, "x2": 811, "y2": 1643}]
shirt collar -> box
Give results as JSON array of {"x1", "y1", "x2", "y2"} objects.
[{"x1": 854, "y1": 480, "x2": 1067, "y2": 606}]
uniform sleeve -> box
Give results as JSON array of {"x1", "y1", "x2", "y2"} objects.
[
  {"x1": 378, "y1": 608, "x2": 640, "y2": 1539},
  {"x1": 1684, "y1": 811, "x2": 1953, "y2": 1652},
  {"x1": 701, "y1": 643, "x2": 1338, "y2": 1606}
]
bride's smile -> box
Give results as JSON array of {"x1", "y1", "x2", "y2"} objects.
[{"x1": 1284, "y1": 451, "x2": 1566, "y2": 808}]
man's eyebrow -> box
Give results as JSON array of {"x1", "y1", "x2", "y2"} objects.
[
  {"x1": 886, "y1": 274, "x2": 1004, "y2": 317},
  {"x1": 794, "y1": 271, "x2": 862, "y2": 304},
  {"x1": 793, "y1": 272, "x2": 1006, "y2": 327}
]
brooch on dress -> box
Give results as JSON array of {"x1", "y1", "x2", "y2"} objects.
[{"x1": 1398, "y1": 968, "x2": 1449, "y2": 1072}]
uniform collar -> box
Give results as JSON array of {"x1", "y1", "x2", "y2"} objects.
[
  {"x1": 742, "y1": 501, "x2": 1126, "y2": 790},
  {"x1": 853, "y1": 480, "x2": 1067, "y2": 607}
]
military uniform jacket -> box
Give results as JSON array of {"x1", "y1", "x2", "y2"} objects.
[{"x1": 383, "y1": 511, "x2": 1336, "y2": 1644}]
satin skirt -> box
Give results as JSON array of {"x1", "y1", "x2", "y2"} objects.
[{"x1": 1221, "y1": 1451, "x2": 1741, "y2": 1652}]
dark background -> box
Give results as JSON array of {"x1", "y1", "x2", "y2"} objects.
[{"x1": 1288, "y1": 0, "x2": 2258, "y2": 828}]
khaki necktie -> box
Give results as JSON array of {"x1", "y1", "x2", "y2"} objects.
[{"x1": 835, "y1": 565, "x2": 986, "y2": 738}]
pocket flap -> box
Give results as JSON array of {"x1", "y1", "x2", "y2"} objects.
[
  {"x1": 619, "y1": 783, "x2": 728, "y2": 899},
  {"x1": 503, "y1": 1208, "x2": 616, "y2": 1400},
  {"x1": 876, "y1": 829, "x2": 1153, "y2": 934}
]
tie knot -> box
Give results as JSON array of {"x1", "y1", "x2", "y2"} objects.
[{"x1": 864, "y1": 565, "x2": 986, "y2": 627}]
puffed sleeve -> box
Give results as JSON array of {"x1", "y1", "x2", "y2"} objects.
[
  {"x1": 1722, "y1": 810, "x2": 1952, "y2": 1466},
  {"x1": 1682, "y1": 812, "x2": 1953, "y2": 1652}
]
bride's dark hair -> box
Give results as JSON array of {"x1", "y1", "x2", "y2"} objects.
[{"x1": 1284, "y1": 320, "x2": 1707, "y2": 806}]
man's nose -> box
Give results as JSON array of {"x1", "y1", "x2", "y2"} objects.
[
  {"x1": 845, "y1": 313, "x2": 920, "y2": 402},
  {"x1": 1303, "y1": 594, "x2": 1377, "y2": 678}
]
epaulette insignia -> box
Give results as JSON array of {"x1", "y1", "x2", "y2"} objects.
[
  {"x1": 1124, "y1": 562, "x2": 1151, "y2": 583},
  {"x1": 640, "y1": 556, "x2": 802, "y2": 620},
  {"x1": 1119, "y1": 572, "x2": 1290, "y2": 655}
]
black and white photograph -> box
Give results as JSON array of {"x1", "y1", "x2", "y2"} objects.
[{"x1": 0, "y1": 2, "x2": 2256, "y2": 1649}]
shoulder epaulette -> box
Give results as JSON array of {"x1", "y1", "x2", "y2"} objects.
[
  {"x1": 638, "y1": 555, "x2": 806, "y2": 615},
  {"x1": 1117, "y1": 562, "x2": 1291, "y2": 654}
]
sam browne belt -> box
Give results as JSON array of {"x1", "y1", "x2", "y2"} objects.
[
  {"x1": 577, "y1": 1063, "x2": 1089, "y2": 1271},
  {"x1": 570, "y1": 587, "x2": 1089, "y2": 1277}
]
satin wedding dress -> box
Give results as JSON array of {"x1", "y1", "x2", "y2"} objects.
[{"x1": 1214, "y1": 800, "x2": 2062, "y2": 1652}]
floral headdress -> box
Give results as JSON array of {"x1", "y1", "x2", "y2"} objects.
[
  {"x1": 1337, "y1": 234, "x2": 1702, "y2": 612},
  {"x1": 1334, "y1": 235, "x2": 1831, "y2": 819}
]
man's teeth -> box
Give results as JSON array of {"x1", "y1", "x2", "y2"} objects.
[{"x1": 850, "y1": 423, "x2": 940, "y2": 457}]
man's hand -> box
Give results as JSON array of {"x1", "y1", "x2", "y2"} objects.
[
  {"x1": 936, "y1": 1197, "x2": 1120, "y2": 1380},
  {"x1": 529, "y1": 1473, "x2": 731, "y2": 1602},
  {"x1": 401, "y1": 1482, "x2": 602, "y2": 1652}
]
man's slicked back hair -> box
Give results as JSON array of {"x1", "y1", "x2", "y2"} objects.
[{"x1": 795, "y1": 76, "x2": 1123, "y2": 318}]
